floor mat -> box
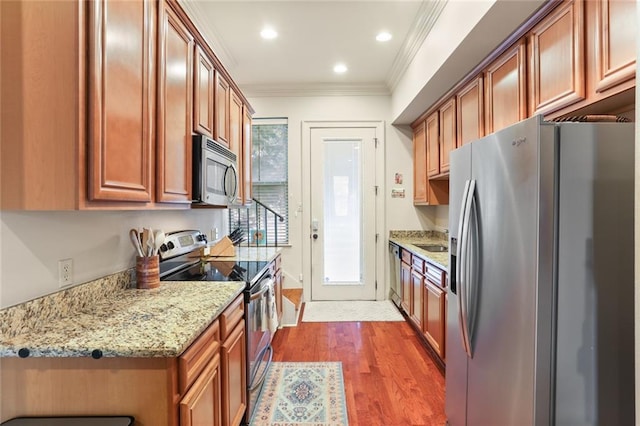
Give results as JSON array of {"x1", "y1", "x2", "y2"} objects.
[
  {"x1": 250, "y1": 361, "x2": 348, "y2": 426},
  {"x1": 302, "y1": 300, "x2": 404, "y2": 322}
]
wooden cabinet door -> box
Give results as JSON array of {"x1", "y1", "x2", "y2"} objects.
[
  {"x1": 424, "y1": 280, "x2": 446, "y2": 359},
  {"x1": 439, "y1": 99, "x2": 455, "y2": 175},
  {"x1": 157, "y1": 3, "x2": 193, "y2": 203},
  {"x1": 484, "y1": 39, "x2": 527, "y2": 134},
  {"x1": 425, "y1": 112, "x2": 439, "y2": 178},
  {"x1": 410, "y1": 270, "x2": 423, "y2": 329},
  {"x1": 456, "y1": 76, "x2": 484, "y2": 147},
  {"x1": 242, "y1": 107, "x2": 253, "y2": 204},
  {"x1": 400, "y1": 261, "x2": 412, "y2": 314},
  {"x1": 215, "y1": 72, "x2": 230, "y2": 147},
  {"x1": 180, "y1": 354, "x2": 222, "y2": 426},
  {"x1": 592, "y1": 0, "x2": 636, "y2": 93},
  {"x1": 222, "y1": 321, "x2": 247, "y2": 426},
  {"x1": 194, "y1": 45, "x2": 215, "y2": 137},
  {"x1": 229, "y1": 90, "x2": 244, "y2": 203},
  {"x1": 88, "y1": 0, "x2": 155, "y2": 202},
  {"x1": 412, "y1": 122, "x2": 427, "y2": 204},
  {"x1": 528, "y1": 0, "x2": 585, "y2": 116}
]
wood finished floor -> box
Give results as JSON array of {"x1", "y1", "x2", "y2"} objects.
[{"x1": 271, "y1": 305, "x2": 447, "y2": 426}]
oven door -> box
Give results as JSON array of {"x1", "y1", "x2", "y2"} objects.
[{"x1": 246, "y1": 273, "x2": 276, "y2": 423}]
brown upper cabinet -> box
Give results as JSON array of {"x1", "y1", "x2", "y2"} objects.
[
  {"x1": 456, "y1": 75, "x2": 484, "y2": 147},
  {"x1": 591, "y1": 0, "x2": 636, "y2": 94},
  {"x1": 1, "y1": 0, "x2": 252, "y2": 210},
  {"x1": 194, "y1": 44, "x2": 215, "y2": 137},
  {"x1": 528, "y1": 0, "x2": 585, "y2": 116},
  {"x1": 484, "y1": 38, "x2": 527, "y2": 134},
  {"x1": 157, "y1": 1, "x2": 194, "y2": 204},
  {"x1": 425, "y1": 112, "x2": 439, "y2": 178},
  {"x1": 412, "y1": 121, "x2": 428, "y2": 205},
  {"x1": 242, "y1": 107, "x2": 254, "y2": 204},
  {"x1": 215, "y1": 72, "x2": 231, "y2": 148},
  {"x1": 229, "y1": 89, "x2": 244, "y2": 203},
  {"x1": 438, "y1": 98, "x2": 456, "y2": 175},
  {"x1": 87, "y1": 0, "x2": 156, "y2": 203}
]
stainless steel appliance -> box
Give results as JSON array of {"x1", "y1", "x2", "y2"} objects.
[
  {"x1": 388, "y1": 242, "x2": 401, "y2": 306},
  {"x1": 192, "y1": 135, "x2": 239, "y2": 206},
  {"x1": 447, "y1": 115, "x2": 634, "y2": 425},
  {"x1": 159, "y1": 230, "x2": 277, "y2": 425}
]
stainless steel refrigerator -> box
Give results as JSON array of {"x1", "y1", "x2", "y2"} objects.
[{"x1": 446, "y1": 115, "x2": 635, "y2": 425}]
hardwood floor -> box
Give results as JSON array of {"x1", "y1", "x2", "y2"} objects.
[{"x1": 271, "y1": 305, "x2": 447, "y2": 426}]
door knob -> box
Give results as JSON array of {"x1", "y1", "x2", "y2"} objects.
[{"x1": 312, "y1": 233, "x2": 318, "y2": 240}]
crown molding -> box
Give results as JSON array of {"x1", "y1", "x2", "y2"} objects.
[
  {"x1": 177, "y1": 0, "x2": 238, "y2": 71},
  {"x1": 386, "y1": 0, "x2": 448, "y2": 91},
  {"x1": 240, "y1": 83, "x2": 391, "y2": 98}
]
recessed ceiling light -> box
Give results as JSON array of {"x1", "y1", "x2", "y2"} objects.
[
  {"x1": 376, "y1": 32, "x2": 392, "y2": 42},
  {"x1": 260, "y1": 27, "x2": 278, "y2": 40},
  {"x1": 333, "y1": 63, "x2": 348, "y2": 74}
]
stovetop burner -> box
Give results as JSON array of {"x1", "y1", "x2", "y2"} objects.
[{"x1": 163, "y1": 259, "x2": 269, "y2": 284}]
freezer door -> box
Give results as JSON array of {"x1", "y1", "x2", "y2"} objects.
[
  {"x1": 465, "y1": 116, "x2": 555, "y2": 425},
  {"x1": 445, "y1": 143, "x2": 471, "y2": 426}
]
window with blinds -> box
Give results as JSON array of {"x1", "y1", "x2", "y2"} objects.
[{"x1": 252, "y1": 118, "x2": 289, "y2": 244}]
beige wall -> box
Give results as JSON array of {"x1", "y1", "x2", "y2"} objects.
[{"x1": 0, "y1": 210, "x2": 228, "y2": 308}]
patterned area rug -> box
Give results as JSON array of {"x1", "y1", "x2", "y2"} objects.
[
  {"x1": 302, "y1": 300, "x2": 404, "y2": 322},
  {"x1": 250, "y1": 362, "x2": 348, "y2": 426}
]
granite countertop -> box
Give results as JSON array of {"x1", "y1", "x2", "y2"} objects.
[
  {"x1": 389, "y1": 231, "x2": 449, "y2": 270},
  {"x1": 0, "y1": 280, "x2": 244, "y2": 358}
]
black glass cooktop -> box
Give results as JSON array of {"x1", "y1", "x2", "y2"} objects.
[{"x1": 162, "y1": 259, "x2": 270, "y2": 284}]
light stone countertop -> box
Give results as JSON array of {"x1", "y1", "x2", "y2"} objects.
[
  {"x1": 389, "y1": 232, "x2": 449, "y2": 270},
  {"x1": 0, "y1": 281, "x2": 244, "y2": 358}
]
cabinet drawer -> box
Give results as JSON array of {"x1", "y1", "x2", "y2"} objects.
[
  {"x1": 412, "y1": 256, "x2": 425, "y2": 274},
  {"x1": 179, "y1": 319, "x2": 220, "y2": 394},
  {"x1": 425, "y1": 263, "x2": 446, "y2": 288},
  {"x1": 401, "y1": 248, "x2": 412, "y2": 265},
  {"x1": 220, "y1": 294, "x2": 244, "y2": 340}
]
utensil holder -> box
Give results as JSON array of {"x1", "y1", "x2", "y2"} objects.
[{"x1": 136, "y1": 255, "x2": 159, "y2": 289}]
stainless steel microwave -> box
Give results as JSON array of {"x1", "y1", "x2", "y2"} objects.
[{"x1": 192, "y1": 135, "x2": 238, "y2": 206}]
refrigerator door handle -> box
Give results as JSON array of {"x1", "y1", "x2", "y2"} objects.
[
  {"x1": 466, "y1": 180, "x2": 479, "y2": 356},
  {"x1": 458, "y1": 179, "x2": 475, "y2": 358},
  {"x1": 456, "y1": 180, "x2": 470, "y2": 353}
]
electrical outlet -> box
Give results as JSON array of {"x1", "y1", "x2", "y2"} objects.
[{"x1": 58, "y1": 259, "x2": 73, "y2": 287}]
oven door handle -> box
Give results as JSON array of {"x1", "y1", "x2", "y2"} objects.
[
  {"x1": 250, "y1": 277, "x2": 273, "y2": 301},
  {"x1": 249, "y1": 345, "x2": 273, "y2": 391}
]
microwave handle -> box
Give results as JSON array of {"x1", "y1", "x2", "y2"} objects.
[{"x1": 224, "y1": 163, "x2": 239, "y2": 203}]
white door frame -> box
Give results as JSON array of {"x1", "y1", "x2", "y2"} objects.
[{"x1": 301, "y1": 121, "x2": 386, "y2": 301}]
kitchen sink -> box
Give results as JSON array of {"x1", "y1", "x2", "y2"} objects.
[{"x1": 414, "y1": 244, "x2": 448, "y2": 253}]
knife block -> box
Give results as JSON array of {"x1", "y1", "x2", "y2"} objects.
[{"x1": 209, "y1": 236, "x2": 236, "y2": 257}]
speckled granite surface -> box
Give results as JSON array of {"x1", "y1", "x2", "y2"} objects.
[
  {"x1": 0, "y1": 277, "x2": 244, "y2": 358},
  {"x1": 389, "y1": 230, "x2": 449, "y2": 269}
]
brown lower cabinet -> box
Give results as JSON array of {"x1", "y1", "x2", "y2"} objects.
[
  {"x1": 0, "y1": 295, "x2": 247, "y2": 425},
  {"x1": 398, "y1": 247, "x2": 448, "y2": 364},
  {"x1": 424, "y1": 280, "x2": 446, "y2": 360},
  {"x1": 180, "y1": 354, "x2": 222, "y2": 426}
]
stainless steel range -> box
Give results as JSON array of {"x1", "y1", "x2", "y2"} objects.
[{"x1": 159, "y1": 230, "x2": 276, "y2": 425}]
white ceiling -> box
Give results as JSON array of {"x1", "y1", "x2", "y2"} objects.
[{"x1": 179, "y1": 1, "x2": 446, "y2": 96}]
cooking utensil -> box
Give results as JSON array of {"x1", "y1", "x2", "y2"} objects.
[
  {"x1": 153, "y1": 230, "x2": 165, "y2": 255},
  {"x1": 145, "y1": 228, "x2": 155, "y2": 256},
  {"x1": 129, "y1": 229, "x2": 144, "y2": 257}
]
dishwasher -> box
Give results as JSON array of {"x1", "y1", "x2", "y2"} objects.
[{"x1": 388, "y1": 242, "x2": 401, "y2": 307}]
